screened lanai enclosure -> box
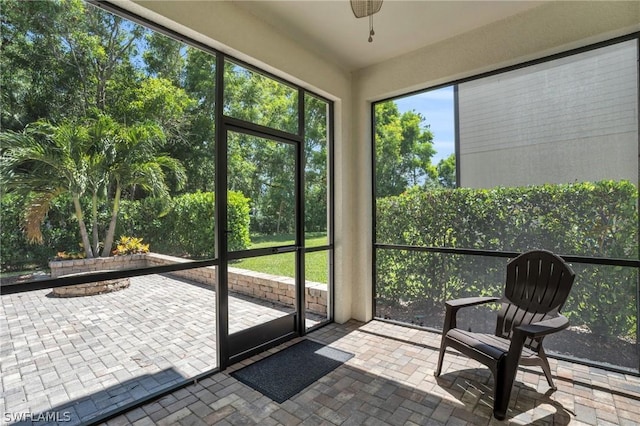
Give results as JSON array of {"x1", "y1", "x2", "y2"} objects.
[
  {"x1": 1, "y1": 0, "x2": 639, "y2": 425},
  {"x1": 374, "y1": 36, "x2": 639, "y2": 373},
  {"x1": 1, "y1": 1, "x2": 332, "y2": 423}
]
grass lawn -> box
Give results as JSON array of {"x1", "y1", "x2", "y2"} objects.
[
  {"x1": 233, "y1": 233, "x2": 329, "y2": 283},
  {"x1": 0, "y1": 235, "x2": 330, "y2": 283}
]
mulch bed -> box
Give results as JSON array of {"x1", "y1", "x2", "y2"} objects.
[{"x1": 1, "y1": 271, "x2": 50, "y2": 286}]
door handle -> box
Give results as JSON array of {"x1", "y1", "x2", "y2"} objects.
[{"x1": 271, "y1": 246, "x2": 297, "y2": 254}]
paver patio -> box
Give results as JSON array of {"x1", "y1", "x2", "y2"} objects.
[
  {"x1": 104, "y1": 320, "x2": 640, "y2": 426},
  {"x1": 2, "y1": 277, "x2": 640, "y2": 425},
  {"x1": 0, "y1": 274, "x2": 324, "y2": 425}
]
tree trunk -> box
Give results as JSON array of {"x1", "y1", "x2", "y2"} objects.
[
  {"x1": 101, "y1": 185, "x2": 122, "y2": 257},
  {"x1": 276, "y1": 200, "x2": 284, "y2": 234},
  {"x1": 91, "y1": 191, "x2": 99, "y2": 255},
  {"x1": 73, "y1": 195, "x2": 94, "y2": 258},
  {"x1": 96, "y1": 79, "x2": 106, "y2": 111}
]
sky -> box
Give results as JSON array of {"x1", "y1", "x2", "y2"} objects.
[{"x1": 394, "y1": 85, "x2": 455, "y2": 165}]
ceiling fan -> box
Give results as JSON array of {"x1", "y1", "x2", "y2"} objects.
[{"x1": 350, "y1": 0, "x2": 383, "y2": 42}]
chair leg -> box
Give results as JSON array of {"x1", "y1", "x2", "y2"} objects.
[
  {"x1": 493, "y1": 360, "x2": 513, "y2": 420},
  {"x1": 434, "y1": 338, "x2": 447, "y2": 377},
  {"x1": 537, "y1": 349, "x2": 556, "y2": 389},
  {"x1": 493, "y1": 342, "x2": 524, "y2": 421}
]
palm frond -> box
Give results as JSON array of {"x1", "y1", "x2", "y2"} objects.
[{"x1": 24, "y1": 189, "x2": 63, "y2": 244}]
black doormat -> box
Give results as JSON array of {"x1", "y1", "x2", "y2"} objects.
[{"x1": 231, "y1": 339, "x2": 354, "y2": 403}]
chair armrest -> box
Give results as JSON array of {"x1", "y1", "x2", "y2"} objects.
[
  {"x1": 514, "y1": 315, "x2": 569, "y2": 338},
  {"x1": 442, "y1": 296, "x2": 500, "y2": 333},
  {"x1": 445, "y1": 296, "x2": 500, "y2": 310},
  {"x1": 506, "y1": 316, "x2": 570, "y2": 373}
]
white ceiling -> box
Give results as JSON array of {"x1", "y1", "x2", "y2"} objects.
[{"x1": 233, "y1": 1, "x2": 547, "y2": 71}]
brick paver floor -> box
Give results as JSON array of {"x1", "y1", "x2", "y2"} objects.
[
  {"x1": 100, "y1": 320, "x2": 640, "y2": 426},
  {"x1": 1, "y1": 274, "x2": 324, "y2": 425}
]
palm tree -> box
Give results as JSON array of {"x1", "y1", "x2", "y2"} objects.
[
  {"x1": 0, "y1": 116, "x2": 186, "y2": 258},
  {"x1": 85, "y1": 115, "x2": 114, "y2": 255},
  {"x1": 100, "y1": 121, "x2": 186, "y2": 256},
  {"x1": 1, "y1": 120, "x2": 96, "y2": 258}
]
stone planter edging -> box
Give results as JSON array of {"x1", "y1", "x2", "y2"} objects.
[
  {"x1": 145, "y1": 252, "x2": 328, "y2": 316},
  {"x1": 51, "y1": 271, "x2": 130, "y2": 297},
  {"x1": 48, "y1": 255, "x2": 145, "y2": 297},
  {"x1": 49, "y1": 254, "x2": 147, "y2": 278},
  {"x1": 49, "y1": 253, "x2": 328, "y2": 315}
]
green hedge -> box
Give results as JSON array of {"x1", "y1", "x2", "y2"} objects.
[
  {"x1": 376, "y1": 180, "x2": 638, "y2": 339},
  {"x1": 118, "y1": 191, "x2": 250, "y2": 257},
  {"x1": 1, "y1": 191, "x2": 250, "y2": 269},
  {"x1": 1, "y1": 193, "x2": 79, "y2": 271}
]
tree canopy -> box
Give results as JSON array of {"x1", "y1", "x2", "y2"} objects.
[
  {"x1": 375, "y1": 101, "x2": 452, "y2": 197},
  {"x1": 0, "y1": 0, "x2": 451, "y2": 260},
  {"x1": 1, "y1": 0, "x2": 331, "y2": 258}
]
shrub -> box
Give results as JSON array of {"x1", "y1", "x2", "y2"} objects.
[
  {"x1": 117, "y1": 191, "x2": 250, "y2": 258},
  {"x1": 227, "y1": 191, "x2": 252, "y2": 251},
  {"x1": 54, "y1": 250, "x2": 86, "y2": 260},
  {"x1": 2, "y1": 190, "x2": 251, "y2": 270},
  {"x1": 116, "y1": 197, "x2": 168, "y2": 252},
  {"x1": 147, "y1": 191, "x2": 216, "y2": 257},
  {"x1": 1, "y1": 193, "x2": 79, "y2": 270},
  {"x1": 376, "y1": 180, "x2": 638, "y2": 339},
  {"x1": 113, "y1": 236, "x2": 150, "y2": 255}
]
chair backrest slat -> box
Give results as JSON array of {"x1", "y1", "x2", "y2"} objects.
[{"x1": 496, "y1": 250, "x2": 576, "y2": 348}]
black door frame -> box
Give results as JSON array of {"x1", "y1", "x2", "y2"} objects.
[{"x1": 216, "y1": 118, "x2": 306, "y2": 367}]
